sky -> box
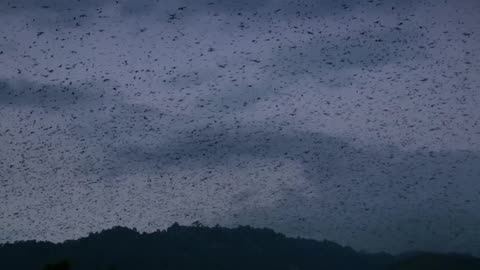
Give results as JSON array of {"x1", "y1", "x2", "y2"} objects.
[{"x1": 0, "y1": 0, "x2": 479, "y2": 255}]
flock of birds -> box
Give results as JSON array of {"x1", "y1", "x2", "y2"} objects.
[{"x1": 0, "y1": 0, "x2": 479, "y2": 255}]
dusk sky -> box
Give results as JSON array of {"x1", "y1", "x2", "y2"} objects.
[{"x1": 0, "y1": 0, "x2": 479, "y2": 255}]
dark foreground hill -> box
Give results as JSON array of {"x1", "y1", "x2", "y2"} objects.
[{"x1": 0, "y1": 223, "x2": 478, "y2": 270}]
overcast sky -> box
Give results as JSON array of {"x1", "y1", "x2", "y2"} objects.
[{"x1": 0, "y1": 0, "x2": 479, "y2": 255}]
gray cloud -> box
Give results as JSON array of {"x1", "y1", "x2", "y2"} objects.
[
  {"x1": 0, "y1": 0, "x2": 418, "y2": 27},
  {"x1": 0, "y1": 79, "x2": 102, "y2": 107}
]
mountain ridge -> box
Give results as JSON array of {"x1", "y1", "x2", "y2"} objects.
[{"x1": 0, "y1": 223, "x2": 478, "y2": 270}]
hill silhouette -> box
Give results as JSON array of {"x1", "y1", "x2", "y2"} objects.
[{"x1": 0, "y1": 223, "x2": 478, "y2": 270}]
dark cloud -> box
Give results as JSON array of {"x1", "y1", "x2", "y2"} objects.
[
  {"x1": 0, "y1": 0, "x2": 417, "y2": 25},
  {"x1": 117, "y1": 0, "x2": 418, "y2": 19},
  {"x1": 278, "y1": 27, "x2": 428, "y2": 70},
  {"x1": 0, "y1": 79, "x2": 101, "y2": 107},
  {"x1": 0, "y1": 0, "x2": 104, "y2": 13}
]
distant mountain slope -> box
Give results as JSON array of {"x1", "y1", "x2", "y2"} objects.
[{"x1": 0, "y1": 224, "x2": 478, "y2": 270}]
